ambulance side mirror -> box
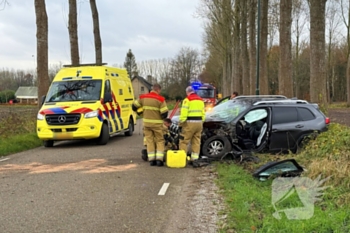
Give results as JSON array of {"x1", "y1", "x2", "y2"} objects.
[{"x1": 41, "y1": 95, "x2": 46, "y2": 106}]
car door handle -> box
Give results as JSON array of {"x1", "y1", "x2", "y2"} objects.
[
  {"x1": 272, "y1": 129, "x2": 278, "y2": 132},
  {"x1": 295, "y1": 125, "x2": 304, "y2": 128}
]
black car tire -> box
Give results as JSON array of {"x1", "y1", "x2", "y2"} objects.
[
  {"x1": 43, "y1": 140, "x2": 54, "y2": 147},
  {"x1": 124, "y1": 119, "x2": 134, "y2": 136},
  {"x1": 202, "y1": 135, "x2": 232, "y2": 158},
  {"x1": 294, "y1": 132, "x2": 318, "y2": 153},
  {"x1": 96, "y1": 123, "x2": 109, "y2": 145}
]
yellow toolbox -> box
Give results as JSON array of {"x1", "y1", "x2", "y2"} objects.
[{"x1": 166, "y1": 150, "x2": 187, "y2": 168}]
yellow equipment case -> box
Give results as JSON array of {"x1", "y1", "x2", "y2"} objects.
[{"x1": 166, "y1": 150, "x2": 187, "y2": 168}]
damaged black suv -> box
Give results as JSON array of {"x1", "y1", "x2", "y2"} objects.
[{"x1": 172, "y1": 95, "x2": 330, "y2": 159}]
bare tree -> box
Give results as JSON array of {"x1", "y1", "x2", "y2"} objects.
[
  {"x1": 259, "y1": 0, "x2": 269, "y2": 94},
  {"x1": 339, "y1": 0, "x2": 350, "y2": 105},
  {"x1": 68, "y1": 0, "x2": 79, "y2": 66},
  {"x1": 89, "y1": 0, "x2": 102, "y2": 64},
  {"x1": 249, "y1": 0, "x2": 257, "y2": 95},
  {"x1": 292, "y1": 0, "x2": 308, "y2": 98},
  {"x1": 232, "y1": 0, "x2": 242, "y2": 94},
  {"x1": 34, "y1": 0, "x2": 50, "y2": 107},
  {"x1": 309, "y1": 0, "x2": 328, "y2": 108},
  {"x1": 326, "y1": 1, "x2": 342, "y2": 103},
  {"x1": 199, "y1": 0, "x2": 234, "y2": 96},
  {"x1": 0, "y1": 0, "x2": 9, "y2": 10},
  {"x1": 240, "y1": 0, "x2": 250, "y2": 95},
  {"x1": 279, "y1": 0, "x2": 293, "y2": 97},
  {"x1": 171, "y1": 47, "x2": 201, "y2": 96}
]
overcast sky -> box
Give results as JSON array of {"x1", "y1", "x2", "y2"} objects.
[{"x1": 0, "y1": 0, "x2": 204, "y2": 71}]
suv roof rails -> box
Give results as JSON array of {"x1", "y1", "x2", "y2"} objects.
[
  {"x1": 63, "y1": 63, "x2": 108, "y2": 67},
  {"x1": 234, "y1": 95, "x2": 287, "y2": 100},
  {"x1": 253, "y1": 99, "x2": 309, "y2": 105}
]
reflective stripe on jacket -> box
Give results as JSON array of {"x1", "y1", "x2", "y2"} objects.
[
  {"x1": 133, "y1": 91, "x2": 168, "y2": 125},
  {"x1": 179, "y1": 93, "x2": 205, "y2": 123}
]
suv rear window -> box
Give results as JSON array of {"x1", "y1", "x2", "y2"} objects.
[
  {"x1": 297, "y1": 107, "x2": 315, "y2": 121},
  {"x1": 272, "y1": 107, "x2": 298, "y2": 124}
]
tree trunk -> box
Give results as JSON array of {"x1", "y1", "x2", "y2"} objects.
[
  {"x1": 279, "y1": 0, "x2": 293, "y2": 97},
  {"x1": 347, "y1": 0, "x2": 350, "y2": 106},
  {"x1": 68, "y1": 0, "x2": 80, "y2": 66},
  {"x1": 347, "y1": 55, "x2": 350, "y2": 106},
  {"x1": 259, "y1": 0, "x2": 269, "y2": 95},
  {"x1": 309, "y1": 0, "x2": 327, "y2": 108},
  {"x1": 34, "y1": 0, "x2": 49, "y2": 108},
  {"x1": 232, "y1": 0, "x2": 242, "y2": 94},
  {"x1": 249, "y1": 0, "x2": 257, "y2": 95},
  {"x1": 241, "y1": 0, "x2": 250, "y2": 95},
  {"x1": 89, "y1": 0, "x2": 102, "y2": 64}
]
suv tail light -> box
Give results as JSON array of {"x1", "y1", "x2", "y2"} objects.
[{"x1": 325, "y1": 117, "x2": 330, "y2": 124}]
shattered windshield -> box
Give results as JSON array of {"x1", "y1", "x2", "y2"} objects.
[
  {"x1": 45, "y1": 80, "x2": 102, "y2": 102},
  {"x1": 206, "y1": 100, "x2": 250, "y2": 123}
]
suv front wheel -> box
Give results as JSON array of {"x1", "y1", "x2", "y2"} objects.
[{"x1": 202, "y1": 135, "x2": 232, "y2": 159}]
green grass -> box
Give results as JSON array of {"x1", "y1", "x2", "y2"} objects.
[
  {"x1": 0, "y1": 108, "x2": 41, "y2": 157},
  {"x1": 216, "y1": 164, "x2": 350, "y2": 233},
  {"x1": 329, "y1": 102, "x2": 349, "y2": 109},
  {"x1": 0, "y1": 133, "x2": 42, "y2": 156},
  {"x1": 216, "y1": 123, "x2": 350, "y2": 232}
]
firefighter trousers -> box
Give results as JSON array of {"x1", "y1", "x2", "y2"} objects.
[
  {"x1": 143, "y1": 124, "x2": 165, "y2": 161},
  {"x1": 179, "y1": 121, "x2": 203, "y2": 161}
]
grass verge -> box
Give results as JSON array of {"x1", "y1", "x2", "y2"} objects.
[
  {"x1": 0, "y1": 133, "x2": 42, "y2": 157},
  {"x1": 0, "y1": 108, "x2": 41, "y2": 157},
  {"x1": 216, "y1": 123, "x2": 350, "y2": 232}
]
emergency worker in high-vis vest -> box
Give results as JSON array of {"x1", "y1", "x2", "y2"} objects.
[
  {"x1": 132, "y1": 84, "x2": 168, "y2": 166},
  {"x1": 178, "y1": 86, "x2": 205, "y2": 162}
]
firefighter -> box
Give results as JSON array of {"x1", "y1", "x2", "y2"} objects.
[
  {"x1": 141, "y1": 118, "x2": 176, "y2": 162},
  {"x1": 132, "y1": 84, "x2": 168, "y2": 166},
  {"x1": 163, "y1": 118, "x2": 178, "y2": 151},
  {"x1": 178, "y1": 86, "x2": 205, "y2": 163}
]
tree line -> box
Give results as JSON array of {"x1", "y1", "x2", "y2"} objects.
[
  {"x1": 0, "y1": 46, "x2": 204, "y2": 101},
  {"x1": 1, "y1": 0, "x2": 350, "y2": 107},
  {"x1": 197, "y1": 0, "x2": 350, "y2": 108}
]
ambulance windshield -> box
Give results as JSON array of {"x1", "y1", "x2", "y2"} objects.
[
  {"x1": 196, "y1": 89, "x2": 215, "y2": 98},
  {"x1": 45, "y1": 80, "x2": 102, "y2": 102}
]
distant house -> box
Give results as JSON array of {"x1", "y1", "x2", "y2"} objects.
[
  {"x1": 131, "y1": 76, "x2": 152, "y2": 98},
  {"x1": 15, "y1": 86, "x2": 38, "y2": 104}
]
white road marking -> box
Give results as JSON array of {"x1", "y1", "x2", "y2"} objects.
[
  {"x1": 158, "y1": 183, "x2": 170, "y2": 196},
  {"x1": 0, "y1": 158, "x2": 9, "y2": 162}
]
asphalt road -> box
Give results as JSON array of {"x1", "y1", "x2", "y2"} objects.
[{"x1": 0, "y1": 119, "x2": 199, "y2": 233}]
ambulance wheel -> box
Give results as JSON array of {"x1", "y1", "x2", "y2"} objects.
[
  {"x1": 43, "y1": 140, "x2": 54, "y2": 147},
  {"x1": 124, "y1": 119, "x2": 134, "y2": 136},
  {"x1": 96, "y1": 123, "x2": 109, "y2": 145}
]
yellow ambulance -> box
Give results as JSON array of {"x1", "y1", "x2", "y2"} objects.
[{"x1": 36, "y1": 64, "x2": 137, "y2": 147}]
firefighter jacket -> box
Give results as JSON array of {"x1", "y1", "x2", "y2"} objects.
[
  {"x1": 179, "y1": 93, "x2": 205, "y2": 123},
  {"x1": 132, "y1": 91, "x2": 168, "y2": 126}
]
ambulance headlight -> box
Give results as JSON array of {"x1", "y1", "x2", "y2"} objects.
[
  {"x1": 206, "y1": 107, "x2": 213, "y2": 112},
  {"x1": 37, "y1": 113, "x2": 45, "y2": 120},
  {"x1": 85, "y1": 110, "x2": 99, "y2": 118}
]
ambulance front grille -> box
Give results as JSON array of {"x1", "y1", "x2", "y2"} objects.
[{"x1": 45, "y1": 114, "x2": 81, "y2": 125}]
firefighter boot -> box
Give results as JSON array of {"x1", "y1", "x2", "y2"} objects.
[
  {"x1": 156, "y1": 160, "x2": 164, "y2": 167},
  {"x1": 150, "y1": 160, "x2": 157, "y2": 166},
  {"x1": 141, "y1": 149, "x2": 148, "y2": 162}
]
